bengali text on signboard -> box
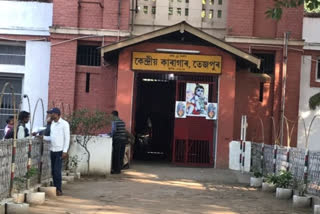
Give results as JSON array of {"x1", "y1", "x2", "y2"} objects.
[{"x1": 132, "y1": 52, "x2": 222, "y2": 74}]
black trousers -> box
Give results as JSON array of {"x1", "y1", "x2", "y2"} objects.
[
  {"x1": 50, "y1": 151, "x2": 62, "y2": 192},
  {"x1": 112, "y1": 142, "x2": 126, "y2": 173}
]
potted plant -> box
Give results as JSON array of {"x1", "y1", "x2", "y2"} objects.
[
  {"x1": 68, "y1": 155, "x2": 81, "y2": 179},
  {"x1": 292, "y1": 179, "x2": 312, "y2": 208},
  {"x1": 275, "y1": 170, "x2": 293, "y2": 199},
  {"x1": 12, "y1": 176, "x2": 27, "y2": 203},
  {"x1": 262, "y1": 174, "x2": 277, "y2": 192},
  {"x1": 250, "y1": 170, "x2": 263, "y2": 187}
]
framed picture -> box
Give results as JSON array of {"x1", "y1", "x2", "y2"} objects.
[
  {"x1": 175, "y1": 101, "x2": 187, "y2": 118},
  {"x1": 186, "y1": 83, "x2": 209, "y2": 117},
  {"x1": 206, "y1": 103, "x2": 218, "y2": 120}
]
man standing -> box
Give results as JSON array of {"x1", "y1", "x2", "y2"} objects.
[
  {"x1": 43, "y1": 108, "x2": 70, "y2": 196},
  {"x1": 110, "y1": 110, "x2": 127, "y2": 174}
]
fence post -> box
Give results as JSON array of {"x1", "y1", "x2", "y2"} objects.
[
  {"x1": 261, "y1": 143, "x2": 264, "y2": 175},
  {"x1": 38, "y1": 139, "x2": 44, "y2": 184},
  {"x1": 304, "y1": 149, "x2": 309, "y2": 187},
  {"x1": 273, "y1": 144, "x2": 278, "y2": 174},
  {"x1": 286, "y1": 147, "x2": 290, "y2": 171},
  {"x1": 9, "y1": 139, "x2": 17, "y2": 196},
  {"x1": 26, "y1": 138, "x2": 32, "y2": 189}
]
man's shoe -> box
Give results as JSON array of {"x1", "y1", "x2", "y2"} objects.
[{"x1": 56, "y1": 190, "x2": 63, "y2": 196}]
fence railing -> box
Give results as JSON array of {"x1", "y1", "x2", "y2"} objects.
[
  {"x1": 0, "y1": 138, "x2": 51, "y2": 200},
  {"x1": 251, "y1": 142, "x2": 320, "y2": 197}
]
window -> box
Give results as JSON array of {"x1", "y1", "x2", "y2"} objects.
[
  {"x1": 217, "y1": 10, "x2": 222, "y2": 18},
  {"x1": 259, "y1": 82, "x2": 264, "y2": 102},
  {"x1": 77, "y1": 45, "x2": 101, "y2": 66},
  {"x1": 152, "y1": 6, "x2": 156, "y2": 14},
  {"x1": 169, "y1": 7, "x2": 173, "y2": 15},
  {"x1": 86, "y1": 73, "x2": 90, "y2": 93},
  {"x1": 177, "y1": 8, "x2": 182, "y2": 16},
  {"x1": 186, "y1": 0, "x2": 189, "y2": 3},
  {"x1": 208, "y1": 10, "x2": 213, "y2": 19},
  {"x1": 0, "y1": 44, "x2": 25, "y2": 65},
  {"x1": 143, "y1": 6, "x2": 148, "y2": 14},
  {"x1": 177, "y1": 0, "x2": 182, "y2": 2},
  {"x1": 209, "y1": 0, "x2": 214, "y2": 4},
  {"x1": 251, "y1": 53, "x2": 275, "y2": 74},
  {"x1": 202, "y1": 0, "x2": 206, "y2": 4},
  {"x1": 185, "y1": 8, "x2": 189, "y2": 16},
  {"x1": 218, "y1": 0, "x2": 222, "y2": 4},
  {"x1": 201, "y1": 10, "x2": 206, "y2": 18},
  {"x1": 317, "y1": 57, "x2": 320, "y2": 80}
]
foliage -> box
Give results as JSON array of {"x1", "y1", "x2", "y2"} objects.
[
  {"x1": 265, "y1": 174, "x2": 279, "y2": 184},
  {"x1": 275, "y1": 170, "x2": 293, "y2": 188},
  {"x1": 69, "y1": 155, "x2": 80, "y2": 172},
  {"x1": 292, "y1": 178, "x2": 307, "y2": 196},
  {"x1": 13, "y1": 167, "x2": 38, "y2": 193},
  {"x1": 266, "y1": 0, "x2": 320, "y2": 20},
  {"x1": 309, "y1": 92, "x2": 320, "y2": 110},
  {"x1": 66, "y1": 109, "x2": 111, "y2": 174},
  {"x1": 253, "y1": 171, "x2": 263, "y2": 178}
]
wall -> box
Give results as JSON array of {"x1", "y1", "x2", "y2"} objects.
[
  {"x1": 68, "y1": 135, "x2": 112, "y2": 175},
  {"x1": 297, "y1": 17, "x2": 320, "y2": 151},
  {"x1": 297, "y1": 55, "x2": 320, "y2": 150},
  {"x1": 22, "y1": 41, "x2": 51, "y2": 131},
  {"x1": 0, "y1": 1, "x2": 52, "y2": 36}
]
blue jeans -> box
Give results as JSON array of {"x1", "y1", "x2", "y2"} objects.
[{"x1": 51, "y1": 151, "x2": 62, "y2": 192}]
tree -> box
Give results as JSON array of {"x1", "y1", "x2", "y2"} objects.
[
  {"x1": 266, "y1": 0, "x2": 320, "y2": 20},
  {"x1": 67, "y1": 109, "x2": 111, "y2": 174}
]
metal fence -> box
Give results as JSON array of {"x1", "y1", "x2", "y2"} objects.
[
  {"x1": 251, "y1": 142, "x2": 320, "y2": 197},
  {"x1": 0, "y1": 138, "x2": 51, "y2": 200}
]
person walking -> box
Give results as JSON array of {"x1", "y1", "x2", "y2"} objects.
[
  {"x1": 110, "y1": 110, "x2": 127, "y2": 174},
  {"x1": 43, "y1": 107, "x2": 70, "y2": 196},
  {"x1": 3, "y1": 116, "x2": 14, "y2": 139}
]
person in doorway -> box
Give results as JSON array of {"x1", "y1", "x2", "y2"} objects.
[
  {"x1": 5, "y1": 111, "x2": 30, "y2": 139},
  {"x1": 110, "y1": 110, "x2": 127, "y2": 174},
  {"x1": 3, "y1": 116, "x2": 14, "y2": 139},
  {"x1": 42, "y1": 107, "x2": 70, "y2": 196}
]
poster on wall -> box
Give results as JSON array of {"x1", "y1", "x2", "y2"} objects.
[
  {"x1": 206, "y1": 103, "x2": 218, "y2": 120},
  {"x1": 186, "y1": 83, "x2": 209, "y2": 117},
  {"x1": 175, "y1": 101, "x2": 187, "y2": 118}
]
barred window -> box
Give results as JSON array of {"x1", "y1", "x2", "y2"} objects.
[
  {"x1": 316, "y1": 57, "x2": 320, "y2": 80},
  {"x1": 76, "y1": 45, "x2": 101, "y2": 66},
  {"x1": 0, "y1": 44, "x2": 25, "y2": 65}
]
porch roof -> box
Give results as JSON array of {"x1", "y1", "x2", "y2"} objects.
[{"x1": 100, "y1": 21, "x2": 261, "y2": 69}]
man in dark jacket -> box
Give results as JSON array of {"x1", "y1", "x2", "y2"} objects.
[{"x1": 110, "y1": 110, "x2": 127, "y2": 174}]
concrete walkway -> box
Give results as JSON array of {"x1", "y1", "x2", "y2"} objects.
[{"x1": 29, "y1": 162, "x2": 312, "y2": 214}]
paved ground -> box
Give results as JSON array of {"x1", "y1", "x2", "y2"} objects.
[{"x1": 29, "y1": 162, "x2": 312, "y2": 214}]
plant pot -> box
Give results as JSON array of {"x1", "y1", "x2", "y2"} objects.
[
  {"x1": 262, "y1": 182, "x2": 276, "y2": 192},
  {"x1": 62, "y1": 175, "x2": 74, "y2": 182},
  {"x1": 293, "y1": 195, "x2": 311, "y2": 208},
  {"x1": 314, "y1": 205, "x2": 320, "y2": 214},
  {"x1": 6, "y1": 203, "x2": 29, "y2": 214},
  {"x1": 276, "y1": 187, "x2": 293, "y2": 199},
  {"x1": 26, "y1": 192, "x2": 45, "y2": 205},
  {"x1": 12, "y1": 193, "x2": 25, "y2": 204},
  {"x1": 39, "y1": 187, "x2": 56, "y2": 198},
  {"x1": 250, "y1": 177, "x2": 263, "y2": 187}
]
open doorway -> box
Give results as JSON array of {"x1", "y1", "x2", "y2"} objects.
[{"x1": 133, "y1": 73, "x2": 176, "y2": 162}]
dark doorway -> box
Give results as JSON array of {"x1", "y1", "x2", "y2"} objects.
[{"x1": 133, "y1": 73, "x2": 176, "y2": 162}]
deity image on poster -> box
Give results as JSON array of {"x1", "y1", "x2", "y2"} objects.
[
  {"x1": 206, "y1": 103, "x2": 218, "y2": 120},
  {"x1": 186, "y1": 83, "x2": 209, "y2": 117},
  {"x1": 175, "y1": 101, "x2": 187, "y2": 118}
]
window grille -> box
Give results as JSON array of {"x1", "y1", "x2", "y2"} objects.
[
  {"x1": 0, "y1": 44, "x2": 25, "y2": 66},
  {"x1": 76, "y1": 45, "x2": 101, "y2": 66}
]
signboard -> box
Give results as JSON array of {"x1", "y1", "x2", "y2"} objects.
[{"x1": 132, "y1": 52, "x2": 222, "y2": 74}]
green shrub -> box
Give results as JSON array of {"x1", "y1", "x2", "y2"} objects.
[{"x1": 275, "y1": 170, "x2": 293, "y2": 188}]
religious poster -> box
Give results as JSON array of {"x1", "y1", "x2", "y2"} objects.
[
  {"x1": 186, "y1": 83, "x2": 209, "y2": 117},
  {"x1": 175, "y1": 101, "x2": 187, "y2": 118},
  {"x1": 206, "y1": 103, "x2": 218, "y2": 120}
]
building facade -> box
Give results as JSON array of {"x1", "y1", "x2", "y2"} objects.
[
  {"x1": 48, "y1": 0, "x2": 305, "y2": 168},
  {"x1": 297, "y1": 14, "x2": 320, "y2": 151},
  {"x1": 0, "y1": 0, "x2": 52, "y2": 136}
]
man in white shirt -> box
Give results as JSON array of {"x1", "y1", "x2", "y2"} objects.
[{"x1": 43, "y1": 107, "x2": 70, "y2": 196}]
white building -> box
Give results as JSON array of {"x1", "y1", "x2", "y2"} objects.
[
  {"x1": 297, "y1": 14, "x2": 320, "y2": 150},
  {"x1": 0, "y1": 0, "x2": 53, "y2": 136}
]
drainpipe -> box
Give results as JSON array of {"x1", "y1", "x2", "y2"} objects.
[{"x1": 117, "y1": 0, "x2": 121, "y2": 41}]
